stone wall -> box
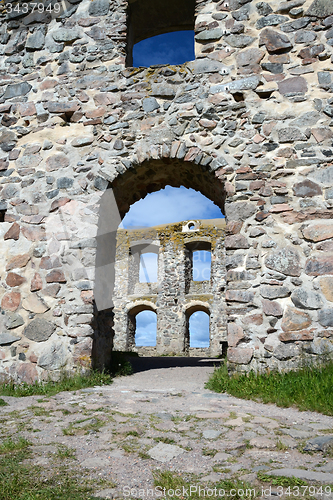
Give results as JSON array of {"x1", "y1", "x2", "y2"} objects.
[
  {"x1": 113, "y1": 220, "x2": 226, "y2": 356},
  {"x1": 0, "y1": 0, "x2": 332, "y2": 382}
]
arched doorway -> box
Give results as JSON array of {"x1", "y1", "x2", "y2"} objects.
[
  {"x1": 126, "y1": 303, "x2": 157, "y2": 353},
  {"x1": 185, "y1": 304, "x2": 211, "y2": 356},
  {"x1": 94, "y1": 156, "x2": 227, "y2": 362}
]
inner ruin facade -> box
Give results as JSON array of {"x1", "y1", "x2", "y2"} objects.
[
  {"x1": 0, "y1": 0, "x2": 332, "y2": 382},
  {"x1": 113, "y1": 220, "x2": 226, "y2": 356}
]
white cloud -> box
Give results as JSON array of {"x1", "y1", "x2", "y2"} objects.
[{"x1": 121, "y1": 186, "x2": 224, "y2": 228}]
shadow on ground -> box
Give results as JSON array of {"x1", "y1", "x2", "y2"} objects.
[{"x1": 126, "y1": 356, "x2": 223, "y2": 373}]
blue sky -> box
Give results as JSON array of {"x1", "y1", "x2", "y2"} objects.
[
  {"x1": 121, "y1": 186, "x2": 223, "y2": 228},
  {"x1": 123, "y1": 186, "x2": 222, "y2": 349},
  {"x1": 133, "y1": 31, "x2": 195, "y2": 67}
]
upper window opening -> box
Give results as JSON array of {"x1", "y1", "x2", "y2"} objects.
[
  {"x1": 139, "y1": 252, "x2": 158, "y2": 283},
  {"x1": 126, "y1": 0, "x2": 196, "y2": 67},
  {"x1": 133, "y1": 31, "x2": 195, "y2": 68},
  {"x1": 192, "y1": 249, "x2": 211, "y2": 281}
]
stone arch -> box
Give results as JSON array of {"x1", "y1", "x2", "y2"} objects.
[
  {"x1": 126, "y1": 301, "x2": 157, "y2": 351},
  {"x1": 110, "y1": 153, "x2": 226, "y2": 220},
  {"x1": 95, "y1": 151, "x2": 226, "y2": 313},
  {"x1": 184, "y1": 302, "x2": 211, "y2": 353},
  {"x1": 126, "y1": 301, "x2": 157, "y2": 316}
]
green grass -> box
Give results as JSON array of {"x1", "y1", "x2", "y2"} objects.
[
  {"x1": 0, "y1": 370, "x2": 113, "y2": 398},
  {"x1": 0, "y1": 437, "x2": 31, "y2": 454},
  {"x1": 154, "y1": 471, "x2": 256, "y2": 500},
  {"x1": 153, "y1": 437, "x2": 176, "y2": 445},
  {"x1": 206, "y1": 361, "x2": 333, "y2": 415},
  {"x1": 0, "y1": 438, "x2": 110, "y2": 499},
  {"x1": 0, "y1": 398, "x2": 8, "y2": 407},
  {"x1": 257, "y1": 472, "x2": 307, "y2": 487},
  {"x1": 56, "y1": 445, "x2": 76, "y2": 460}
]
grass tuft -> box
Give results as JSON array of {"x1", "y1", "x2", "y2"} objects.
[
  {"x1": 0, "y1": 398, "x2": 8, "y2": 407},
  {"x1": 206, "y1": 361, "x2": 333, "y2": 416},
  {"x1": 0, "y1": 370, "x2": 113, "y2": 398},
  {"x1": 154, "y1": 471, "x2": 256, "y2": 500},
  {"x1": 0, "y1": 437, "x2": 31, "y2": 454},
  {"x1": 257, "y1": 472, "x2": 307, "y2": 487}
]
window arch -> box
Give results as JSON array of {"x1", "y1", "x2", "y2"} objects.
[
  {"x1": 135, "y1": 310, "x2": 157, "y2": 346},
  {"x1": 127, "y1": 303, "x2": 157, "y2": 348},
  {"x1": 185, "y1": 304, "x2": 210, "y2": 349}
]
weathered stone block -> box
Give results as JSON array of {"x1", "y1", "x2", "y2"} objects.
[
  {"x1": 224, "y1": 202, "x2": 257, "y2": 221},
  {"x1": 273, "y1": 343, "x2": 300, "y2": 360},
  {"x1": 259, "y1": 28, "x2": 292, "y2": 52},
  {"x1": 305, "y1": 255, "x2": 333, "y2": 276},
  {"x1": 260, "y1": 285, "x2": 290, "y2": 299},
  {"x1": 279, "y1": 330, "x2": 314, "y2": 342},
  {"x1": 302, "y1": 222, "x2": 333, "y2": 242},
  {"x1": 1, "y1": 292, "x2": 21, "y2": 311},
  {"x1": 224, "y1": 234, "x2": 249, "y2": 249},
  {"x1": 227, "y1": 323, "x2": 245, "y2": 347},
  {"x1": 318, "y1": 308, "x2": 333, "y2": 327},
  {"x1": 262, "y1": 299, "x2": 283, "y2": 317},
  {"x1": 265, "y1": 247, "x2": 301, "y2": 277},
  {"x1": 17, "y1": 363, "x2": 38, "y2": 384},
  {"x1": 291, "y1": 288, "x2": 323, "y2": 310},
  {"x1": 293, "y1": 180, "x2": 322, "y2": 197},
  {"x1": 306, "y1": 0, "x2": 333, "y2": 17},
  {"x1": 226, "y1": 290, "x2": 254, "y2": 302},
  {"x1": 320, "y1": 277, "x2": 333, "y2": 302},
  {"x1": 37, "y1": 341, "x2": 68, "y2": 370},
  {"x1": 6, "y1": 272, "x2": 26, "y2": 287},
  {"x1": 228, "y1": 347, "x2": 254, "y2": 364},
  {"x1": 23, "y1": 318, "x2": 55, "y2": 342},
  {"x1": 281, "y1": 306, "x2": 311, "y2": 331},
  {"x1": 45, "y1": 154, "x2": 70, "y2": 171},
  {"x1": 0, "y1": 332, "x2": 20, "y2": 345}
]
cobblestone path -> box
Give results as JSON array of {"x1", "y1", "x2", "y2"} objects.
[{"x1": 1, "y1": 358, "x2": 333, "y2": 499}]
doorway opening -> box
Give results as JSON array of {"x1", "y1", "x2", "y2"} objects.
[{"x1": 94, "y1": 158, "x2": 227, "y2": 361}]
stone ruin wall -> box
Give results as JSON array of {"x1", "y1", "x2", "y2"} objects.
[
  {"x1": 0, "y1": 0, "x2": 332, "y2": 382},
  {"x1": 113, "y1": 220, "x2": 226, "y2": 357}
]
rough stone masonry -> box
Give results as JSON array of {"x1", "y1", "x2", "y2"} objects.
[{"x1": 0, "y1": 0, "x2": 333, "y2": 383}]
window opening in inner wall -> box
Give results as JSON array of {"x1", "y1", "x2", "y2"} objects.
[
  {"x1": 139, "y1": 252, "x2": 158, "y2": 283},
  {"x1": 192, "y1": 249, "x2": 211, "y2": 281},
  {"x1": 189, "y1": 311, "x2": 210, "y2": 348},
  {"x1": 135, "y1": 310, "x2": 157, "y2": 347}
]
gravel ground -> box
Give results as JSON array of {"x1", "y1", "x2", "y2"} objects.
[{"x1": 1, "y1": 357, "x2": 333, "y2": 499}]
